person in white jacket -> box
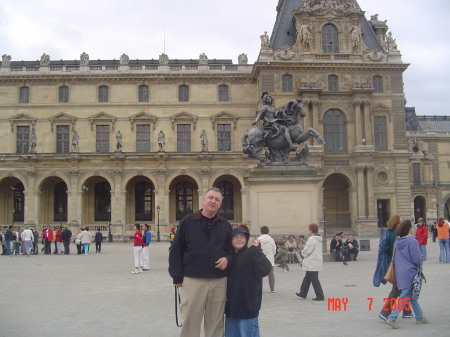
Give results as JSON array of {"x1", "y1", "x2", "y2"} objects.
[
  {"x1": 20, "y1": 225, "x2": 34, "y2": 256},
  {"x1": 295, "y1": 223, "x2": 324, "y2": 301},
  {"x1": 258, "y1": 226, "x2": 277, "y2": 293}
]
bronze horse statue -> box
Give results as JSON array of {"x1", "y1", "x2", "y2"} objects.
[{"x1": 242, "y1": 99, "x2": 325, "y2": 164}]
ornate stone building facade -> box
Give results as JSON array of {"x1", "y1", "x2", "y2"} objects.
[{"x1": 0, "y1": 0, "x2": 448, "y2": 238}]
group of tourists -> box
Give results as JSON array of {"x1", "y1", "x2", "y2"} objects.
[{"x1": 0, "y1": 225, "x2": 103, "y2": 256}]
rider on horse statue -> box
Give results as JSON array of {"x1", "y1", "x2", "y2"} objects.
[{"x1": 252, "y1": 92, "x2": 297, "y2": 151}]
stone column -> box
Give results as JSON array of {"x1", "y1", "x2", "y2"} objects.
[
  {"x1": 355, "y1": 167, "x2": 366, "y2": 219},
  {"x1": 68, "y1": 169, "x2": 80, "y2": 225},
  {"x1": 366, "y1": 167, "x2": 376, "y2": 219},
  {"x1": 363, "y1": 101, "x2": 373, "y2": 145},
  {"x1": 311, "y1": 100, "x2": 320, "y2": 132},
  {"x1": 353, "y1": 101, "x2": 362, "y2": 145},
  {"x1": 25, "y1": 170, "x2": 37, "y2": 225}
]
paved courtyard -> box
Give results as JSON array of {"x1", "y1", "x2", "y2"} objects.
[{"x1": 1, "y1": 238, "x2": 449, "y2": 337}]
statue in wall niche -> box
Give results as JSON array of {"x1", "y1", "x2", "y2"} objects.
[
  {"x1": 40, "y1": 53, "x2": 50, "y2": 65},
  {"x1": 158, "y1": 130, "x2": 165, "y2": 151},
  {"x1": 72, "y1": 129, "x2": 80, "y2": 152},
  {"x1": 159, "y1": 53, "x2": 169, "y2": 65},
  {"x1": 200, "y1": 130, "x2": 208, "y2": 152},
  {"x1": 1, "y1": 54, "x2": 11, "y2": 67},
  {"x1": 80, "y1": 52, "x2": 89, "y2": 65},
  {"x1": 199, "y1": 53, "x2": 208, "y2": 64},
  {"x1": 120, "y1": 53, "x2": 129, "y2": 65},
  {"x1": 242, "y1": 92, "x2": 325, "y2": 164},
  {"x1": 115, "y1": 131, "x2": 122, "y2": 152},
  {"x1": 299, "y1": 24, "x2": 311, "y2": 47},
  {"x1": 238, "y1": 53, "x2": 248, "y2": 65},
  {"x1": 351, "y1": 25, "x2": 361, "y2": 51},
  {"x1": 29, "y1": 128, "x2": 37, "y2": 153},
  {"x1": 260, "y1": 31, "x2": 270, "y2": 49}
]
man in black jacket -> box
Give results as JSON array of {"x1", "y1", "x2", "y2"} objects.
[{"x1": 169, "y1": 187, "x2": 232, "y2": 337}]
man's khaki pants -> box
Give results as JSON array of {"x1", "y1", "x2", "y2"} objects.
[{"x1": 179, "y1": 277, "x2": 227, "y2": 337}]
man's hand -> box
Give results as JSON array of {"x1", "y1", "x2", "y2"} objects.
[
  {"x1": 215, "y1": 257, "x2": 228, "y2": 270},
  {"x1": 174, "y1": 283, "x2": 183, "y2": 288}
]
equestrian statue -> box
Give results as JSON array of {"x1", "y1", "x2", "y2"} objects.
[{"x1": 242, "y1": 92, "x2": 325, "y2": 164}]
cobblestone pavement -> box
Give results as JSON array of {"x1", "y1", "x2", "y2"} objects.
[{"x1": 0, "y1": 239, "x2": 449, "y2": 337}]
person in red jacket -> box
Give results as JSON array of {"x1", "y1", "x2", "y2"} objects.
[
  {"x1": 415, "y1": 218, "x2": 428, "y2": 260},
  {"x1": 42, "y1": 225, "x2": 53, "y2": 255},
  {"x1": 55, "y1": 227, "x2": 63, "y2": 254},
  {"x1": 132, "y1": 224, "x2": 144, "y2": 274}
]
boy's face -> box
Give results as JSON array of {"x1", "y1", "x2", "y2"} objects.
[{"x1": 231, "y1": 233, "x2": 247, "y2": 252}]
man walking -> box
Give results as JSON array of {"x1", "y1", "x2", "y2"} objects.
[{"x1": 169, "y1": 187, "x2": 233, "y2": 337}]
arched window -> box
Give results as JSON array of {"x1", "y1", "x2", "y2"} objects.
[
  {"x1": 218, "y1": 85, "x2": 229, "y2": 101},
  {"x1": 179, "y1": 85, "x2": 189, "y2": 102},
  {"x1": 328, "y1": 75, "x2": 338, "y2": 92},
  {"x1": 322, "y1": 24, "x2": 339, "y2": 53},
  {"x1": 54, "y1": 182, "x2": 67, "y2": 222},
  {"x1": 98, "y1": 85, "x2": 109, "y2": 102},
  {"x1": 323, "y1": 109, "x2": 346, "y2": 152},
  {"x1": 216, "y1": 181, "x2": 234, "y2": 220},
  {"x1": 373, "y1": 76, "x2": 383, "y2": 93},
  {"x1": 138, "y1": 85, "x2": 149, "y2": 102},
  {"x1": 13, "y1": 182, "x2": 25, "y2": 222},
  {"x1": 94, "y1": 182, "x2": 110, "y2": 221},
  {"x1": 59, "y1": 86, "x2": 69, "y2": 103},
  {"x1": 19, "y1": 86, "x2": 30, "y2": 103},
  {"x1": 282, "y1": 74, "x2": 293, "y2": 92},
  {"x1": 176, "y1": 181, "x2": 193, "y2": 220},
  {"x1": 135, "y1": 181, "x2": 153, "y2": 221}
]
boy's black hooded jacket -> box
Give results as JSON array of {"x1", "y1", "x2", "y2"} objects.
[{"x1": 225, "y1": 242, "x2": 272, "y2": 319}]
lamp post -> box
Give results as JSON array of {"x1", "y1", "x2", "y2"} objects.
[
  {"x1": 156, "y1": 205, "x2": 160, "y2": 242},
  {"x1": 436, "y1": 203, "x2": 439, "y2": 220},
  {"x1": 58, "y1": 204, "x2": 63, "y2": 228},
  {"x1": 11, "y1": 207, "x2": 15, "y2": 228},
  {"x1": 322, "y1": 203, "x2": 327, "y2": 253},
  {"x1": 108, "y1": 204, "x2": 112, "y2": 242}
]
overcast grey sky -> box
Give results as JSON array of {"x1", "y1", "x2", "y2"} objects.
[{"x1": 0, "y1": 0, "x2": 448, "y2": 115}]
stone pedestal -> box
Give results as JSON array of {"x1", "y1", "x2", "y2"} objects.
[{"x1": 245, "y1": 166, "x2": 323, "y2": 235}]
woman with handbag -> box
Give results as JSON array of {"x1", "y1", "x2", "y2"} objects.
[
  {"x1": 374, "y1": 215, "x2": 412, "y2": 321},
  {"x1": 386, "y1": 219, "x2": 428, "y2": 329}
]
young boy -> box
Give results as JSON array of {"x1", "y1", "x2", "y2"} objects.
[
  {"x1": 275, "y1": 242, "x2": 289, "y2": 272},
  {"x1": 225, "y1": 227, "x2": 272, "y2": 337}
]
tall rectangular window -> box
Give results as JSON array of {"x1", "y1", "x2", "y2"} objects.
[
  {"x1": 218, "y1": 85, "x2": 229, "y2": 102},
  {"x1": 138, "y1": 85, "x2": 149, "y2": 102},
  {"x1": 282, "y1": 75, "x2": 293, "y2": 92},
  {"x1": 98, "y1": 85, "x2": 109, "y2": 102},
  {"x1": 56, "y1": 125, "x2": 70, "y2": 153},
  {"x1": 217, "y1": 124, "x2": 231, "y2": 151},
  {"x1": 16, "y1": 126, "x2": 30, "y2": 153},
  {"x1": 412, "y1": 163, "x2": 421, "y2": 185},
  {"x1": 328, "y1": 75, "x2": 338, "y2": 92},
  {"x1": 322, "y1": 24, "x2": 339, "y2": 53},
  {"x1": 177, "y1": 124, "x2": 191, "y2": 152},
  {"x1": 374, "y1": 116, "x2": 387, "y2": 150},
  {"x1": 136, "y1": 124, "x2": 150, "y2": 152},
  {"x1": 19, "y1": 86, "x2": 30, "y2": 103},
  {"x1": 179, "y1": 85, "x2": 189, "y2": 102},
  {"x1": 373, "y1": 76, "x2": 383, "y2": 93},
  {"x1": 59, "y1": 86, "x2": 69, "y2": 103},
  {"x1": 96, "y1": 125, "x2": 110, "y2": 152}
]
